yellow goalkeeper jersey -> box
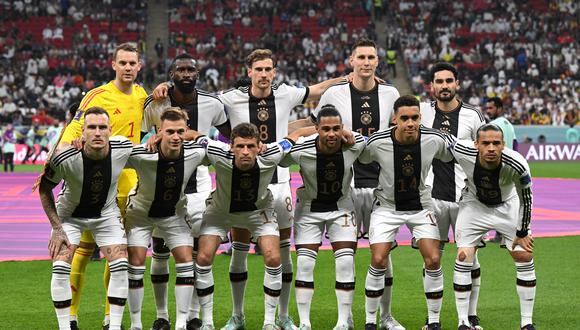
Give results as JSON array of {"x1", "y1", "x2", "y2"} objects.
[{"x1": 61, "y1": 81, "x2": 147, "y2": 197}]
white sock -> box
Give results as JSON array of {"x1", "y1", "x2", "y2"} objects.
[
  {"x1": 279, "y1": 239, "x2": 293, "y2": 319},
  {"x1": 469, "y1": 255, "x2": 481, "y2": 317},
  {"x1": 229, "y1": 241, "x2": 249, "y2": 317},
  {"x1": 379, "y1": 254, "x2": 394, "y2": 320},
  {"x1": 453, "y1": 260, "x2": 473, "y2": 327},
  {"x1": 264, "y1": 265, "x2": 282, "y2": 325},
  {"x1": 196, "y1": 264, "x2": 214, "y2": 326},
  {"x1": 516, "y1": 260, "x2": 536, "y2": 327},
  {"x1": 175, "y1": 262, "x2": 195, "y2": 329},
  {"x1": 335, "y1": 248, "x2": 355, "y2": 327},
  {"x1": 51, "y1": 261, "x2": 72, "y2": 330},
  {"x1": 189, "y1": 251, "x2": 200, "y2": 320},
  {"x1": 151, "y1": 250, "x2": 170, "y2": 320},
  {"x1": 108, "y1": 258, "x2": 128, "y2": 330},
  {"x1": 424, "y1": 267, "x2": 444, "y2": 324},
  {"x1": 295, "y1": 248, "x2": 317, "y2": 327},
  {"x1": 127, "y1": 264, "x2": 146, "y2": 330},
  {"x1": 365, "y1": 266, "x2": 386, "y2": 325}
]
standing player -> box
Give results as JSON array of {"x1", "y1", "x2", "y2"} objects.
[
  {"x1": 450, "y1": 124, "x2": 535, "y2": 330},
  {"x1": 39, "y1": 107, "x2": 132, "y2": 330},
  {"x1": 485, "y1": 96, "x2": 518, "y2": 244},
  {"x1": 59, "y1": 42, "x2": 148, "y2": 330},
  {"x1": 291, "y1": 39, "x2": 402, "y2": 330},
  {"x1": 419, "y1": 62, "x2": 485, "y2": 329},
  {"x1": 124, "y1": 108, "x2": 206, "y2": 330},
  {"x1": 143, "y1": 53, "x2": 229, "y2": 330},
  {"x1": 360, "y1": 96, "x2": 454, "y2": 330},
  {"x1": 280, "y1": 105, "x2": 365, "y2": 330},
  {"x1": 485, "y1": 97, "x2": 517, "y2": 150},
  {"x1": 192, "y1": 123, "x2": 314, "y2": 330},
  {"x1": 217, "y1": 49, "x2": 345, "y2": 330}
]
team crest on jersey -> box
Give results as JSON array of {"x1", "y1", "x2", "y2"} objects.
[
  {"x1": 360, "y1": 111, "x2": 373, "y2": 125},
  {"x1": 402, "y1": 163, "x2": 414, "y2": 176},
  {"x1": 258, "y1": 109, "x2": 269, "y2": 121},
  {"x1": 480, "y1": 176, "x2": 492, "y2": 189},
  {"x1": 91, "y1": 178, "x2": 104, "y2": 192},
  {"x1": 240, "y1": 174, "x2": 253, "y2": 189},
  {"x1": 164, "y1": 175, "x2": 177, "y2": 188},
  {"x1": 324, "y1": 169, "x2": 337, "y2": 181}
]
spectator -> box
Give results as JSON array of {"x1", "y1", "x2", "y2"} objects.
[{"x1": 2, "y1": 123, "x2": 16, "y2": 172}]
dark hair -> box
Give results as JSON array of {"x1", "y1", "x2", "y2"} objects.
[
  {"x1": 246, "y1": 49, "x2": 276, "y2": 68},
  {"x1": 160, "y1": 107, "x2": 189, "y2": 122},
  {"x1": 170, "y1": 53, "x2": 197, "y2": 71},
  {"x1": 67, "y1": 102, "x2": 80, "y2": 124},
  {"x1": 84, "y1": 106, "x2": 109, "y2": 119},
  {"x1": 113, "y1": 42, "x2": 139, "y2": 60},
  {"x1": 487, "y1": 97, "x2": 503, "y2": 109},
  {"x1": 351, "y1": 39, "x2": 377, "y2": 53},
  {"x1": 316, "y1": 104, "x2": 342, "y2": 124},
  {"x1": 476, "y1": 123, "x2": 504, "y2": 140},
  {"x1": 231, "y1": 123, "x2": 260, "y2": 143},
  {"x1": 393, "y1": 95, "x2": 420, "y2": 113},
  {"x1": 430, "y1": 62, "x2": 458, "y2": 82}
]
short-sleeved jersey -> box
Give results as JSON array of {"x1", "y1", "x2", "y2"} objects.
[
  {"x1": 420, "y1": 100, "x2": 485, "y2": 202},
  {"x1": 450, "y1": 139, "x2": 533, "y2": 236},
  {"x1": 359, "y1": 126, "x2": 454, "y2": 211},
  {"x1": 62, "y1": 81, "x2": 147, "y2": 145},
  {"x1": 311, "y1": 81, "x2": 400, "y2": 188},
  {"x1": 218, "y1": 83, "x2": 308, "y2": 184},
  {"x1": 200, "y1": 136, "x2": 294, "y2": 213},
  {"x1": 142, "y1": 88, "x2": 228, "y2": 193},
  {"x1": 490, "y1": 116, "x2": 516, "y2": 149},
  {"x1": 280, "y1": 133, "x2": 366, "y2": 212},
  {"x1": 126, "y1": 141, "x2": 207, "y2": 218},
  {"x1": 44, "y1": 136, "x2": 133, "y2": 218}
]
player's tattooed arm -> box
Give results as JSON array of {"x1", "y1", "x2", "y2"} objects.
[{"x1": 39, "y1": 178, "x2": 71, "y2": 259}]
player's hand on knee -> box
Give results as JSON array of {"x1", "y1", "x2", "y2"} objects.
[
  {"x1": 49, "y1": 227, "x2": 71, "y2": 259},
  {"x1": 153, "y1": 82, "x2": 170, "y2": 100},
  {"x1": 145, "y1": 133, "x2": 162, "y2": 152},
  {"x1": 513, "y1": 235, "x2": 534, "y2": 253}
]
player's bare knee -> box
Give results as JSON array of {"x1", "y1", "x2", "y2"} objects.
[
  {"x1": 172, "y1": 246, "x2": 193, "y2": 264},
  {"x1": 511, "y1": 250, "x2": 533, "y2": 263},
  {"x1": 260, "y1": 241, "x2": 280, "y2": 267},
  {"x1": 102, "y1": 244, "x2": 128, "y2": 261},
  {"x1": 195, "y1": 250, "x2": 213, "y2": 267},
  {"x1": 458, "y1": 250, "x2": 467, "y2": 262},
  {"x1": 54, "y1": 245, "x2": 76, "y2": 263},
  {"x1": 371, "y1": 252, "x2": 389, "y2": 269},
  {"x1": 424, "y1": 254, "x2": 441, "y2": 269}
]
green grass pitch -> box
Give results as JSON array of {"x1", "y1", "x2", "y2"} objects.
[
  {"x1": 1, "y1": 236, "x2": 579, "y2": 329},
  {"x1": 4, "y1": 161, "x2": 578, "y2": 328}
]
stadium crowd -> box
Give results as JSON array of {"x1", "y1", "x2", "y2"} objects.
[
  {"x1": 0, "y1": 0, "x2": 578, "y2": 170},
  {"x1": 394, "y1": 0, "x2": 579, "y2": 125}
]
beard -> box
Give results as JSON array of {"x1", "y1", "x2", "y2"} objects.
[
  {"x1": 435, "y1": 89, "x2": 456, "y2": 102},
  {"x1": 175, "y1": 79, "x2": 196, "y2": 94}
]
